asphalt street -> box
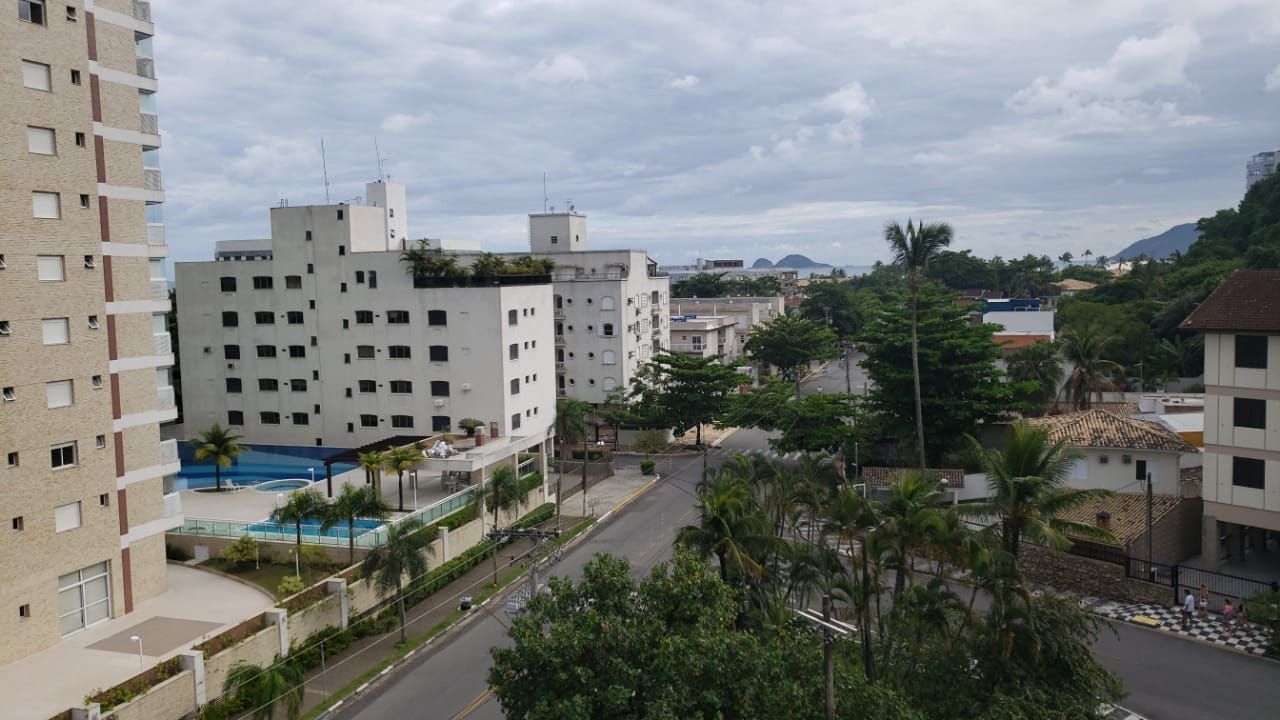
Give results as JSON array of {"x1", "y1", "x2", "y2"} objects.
[{"x1": 798, "y1": 350, "x2": 870, "y2": 397}]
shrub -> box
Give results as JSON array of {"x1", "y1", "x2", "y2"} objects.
[
  {"x1": 636, "y1": 428, "x2": 668, "y2": 454},
  {"x1": 277, "y1": 575, "x2": 305, "y2": 597},
  {"x1": 166, "y1": 543, "x2": 191, "y2": 561},
  {"x1": 1248, "y1": 589, "x2": 1280, "y2": 657},
  {"x1": 299, "y1": 544, "x2": 333, "y2": 570},
  {"x1": 221, "y1": 535, "x2": 260, "y2": 566},
  {"x1": 459, "y1": 418, "x2": 485, "y2": 436},
  {"x1": 639, "y1": 459, "x2": 656, "y2": 475}
]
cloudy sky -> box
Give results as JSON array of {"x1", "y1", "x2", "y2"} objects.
[{"x1": 151, "y1": 0, "x2": 1280, "y2": 268}]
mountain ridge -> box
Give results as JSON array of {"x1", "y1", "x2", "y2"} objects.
[
  {"x1": 1112, "y1": 223, "x2": 1200, "y2": 261},
  {"x1": 750, "y1": 254, "x2": 832, "y2": 269}
]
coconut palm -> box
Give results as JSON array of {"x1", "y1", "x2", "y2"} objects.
[
  {"x1": 1005, "y1": 340, "x2": 1064, "y2": 413},
  {"x1": 486, "y1": 465, "x2": 520, "y2": 585},
  {"x1": 358, "y1": 450, "x2": 386, "y2": 500},
  {"x1": 554, "y1": 397, "x2": 589, "y2": 524},
  {"x1": 960, "y1": 421, "x2": 1113, "y2": 558},
  {"x1": 1057, "y1": 252, "x2": 1073, "y2": 267},
  {"x1": 884, "y1": 219, "x2": 953, "y2": 469},
  {"x1": 189, "y1": 424, "x2": 249, "y2": 492},
  {"x1": 880, "y1": 471, "x2": 946, "y2": 601},
  {"x1": 362, "y1": 516, "x2": 434, "y2": 643},
  {"x1": 382, "y1": 445, "x2": 420, "y2": 511},
  {"x1": 676, "y1": 473, "x2": 770, "y2": 584},
  {"x1": 1060, "y1": 324, "x2": 1123, "y2": 411},
  {"x1": 224, "y1": 657, "x2": 305, "y2": 720},
  {"x1": 322, "y1": 484, "x2": 390, "y2": 567},
  {"x1": 821, "y1": 486, "x2": 884, "y2": 682},
  {"x1": 270, "y1": 489, "x2": 329, "y2": 565}
]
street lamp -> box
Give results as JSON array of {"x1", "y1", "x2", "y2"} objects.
[
  {"x1": 130, "y1": 635, "x2": 144, "y2": 668},
  {"x1": 291, "y1": 548, "x2": 300, "y2": 579},
  {"x1": 409, "y1": 470, "x2": 418, "y2": 509}
]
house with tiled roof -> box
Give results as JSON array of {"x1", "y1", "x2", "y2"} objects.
[
  {"x1": 1029, "y1": 409, "x2": 1199, "y2": 496},
  {"x1": 1056, "y1": 492, "x2": 1204, "y2": 565}
]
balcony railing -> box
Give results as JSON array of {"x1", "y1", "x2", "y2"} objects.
[
  {"x1": 132, "y1": 0, "x2": 152, "y2": 22},
  {"x1": 557, "y1": 387, "x2": 567, "y2": 398},
  {"x1": 554, "y1": 307, "x2": 565, "y2": 319},
  {"x1": 163, "y1": 491, "x2": 181, "y2": 518},
  {"x1": 668, "y1": 343, "x2": 707, "y2": 353},
  {"x1": 153, "y1": 331, "x2": 171, "y2": 355},
  {"x1": 159, "y1": 438, "x2": 178, "y2": 465},
  {"x1": 144, "y1": 168, "x2": 162, "y2": 191},
  {"x1": 156, "y1": 385, "x2": 175, "y2": 411},
  {"x1": 555, "y1": 361, "x2": 565, "y2": 372},
  {"x1": 136, "y1": 58, "x2": 156, "y2": 79},
  {"x1": 554, "y1": 334, "x2": 566, "y2": 345},
  {"x1": 150, "y1": 278, "x2": 169, "y2": 301},
  {"x1": 139, "y1": 112, "x2": 158, "y2": 135},
  {"x1": 147, "y1": 223, "x2": 166, "y2": 246}
]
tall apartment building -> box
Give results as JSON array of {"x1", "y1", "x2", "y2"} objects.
[
  {"x1": 1180, "y1": 270, "x2": 1280, "y2": 570},
  {"x1": 520, "y1": 212, "x2": 670, "y2": 405},
  {"x1": 1, "y1": 0, "x2": 179, "y2": 664},
  {"x1": 175, "y1": 182, "x2": 556, "y2": 456},
  {"x1": 1246, "y1": 150, "x2": 1278, "y2": 191}
]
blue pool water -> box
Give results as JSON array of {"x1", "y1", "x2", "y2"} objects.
[
  {"x1": 245, "y1": 517, "x2": 385, "y2": 541},
  {"x1": 174, "y1": 443, "x2": 357, "y2": 491}
]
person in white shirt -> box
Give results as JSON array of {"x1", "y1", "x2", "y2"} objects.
[{"x1": 1181, "y1": 590, "x2": 1196, "y2": 631}]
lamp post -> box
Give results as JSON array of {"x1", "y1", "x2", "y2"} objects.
[
  {"x1": 130, "y1": 635, "x2": 144, "y2": 668},
  {"x1": 410, "y1": 470, "x2": 418, "y2": 509},
  {"x1": 291, "y1": 548, "x2": 300, "y2": 579}
]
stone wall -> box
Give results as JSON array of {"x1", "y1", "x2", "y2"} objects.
[
  {"x1": 288, "y1": 595, "x2": 342, "y2": 645},
  {"x1": 1018, "y1": 544, "x2": 1172, "y2": 606},
  {"x1": 204, "y1": 626, "x2": 280, "y2": 700},
  {"x1": 1128, "y1": 496, "x2": 1203, "y2": 566},
  {"x1": 107, "y1": 671, "x2": 195, "y2": 720}
]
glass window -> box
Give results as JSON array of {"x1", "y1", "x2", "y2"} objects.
[
  {"x1": 19, "y1": 0, "x2": 46, "y2": 24},
  {"x1": 288, "y1": 345, "x2": 305, "y2": 358},
  {"x1": 287, "y1": 311, "x2": 303, "y2": 324},
  {"x1": 50, "y1": 442, "x2": 76, "y2": 469},
  {"x1": 54, "y1": 502, "x2": 81, "y2": 533},
  {"x1": 45, "y1": 380, "x2": 72, "y2": 408},
  {"x1": 360, "y1": 414, "x2": 378, "y2": 428},
  {"x1": 602, "y1": 323, "x2": 614, "y2": 337},
  {"x1": 285, "y1": 275, "x2": 302, "y2": 289},
  {"x1": 432, "y1": 416, "x2": 450, "y2": 432},
  {"x1": 252, "y1": 276, "x2": 273, "y2": 290},
  {"x1": 602, "y1": 350, "x2": 616, "y2": 365},
  {"x1": 290, "y1": 379, "x2": 307, "y2": 391},
  {"x1": 42, "y1": 317, "x2": 69, "y2": 345},
  {"x1": 511, "y1": 413, "x2": 521, "y2": 430},
  {"x1": 508, "y1": 309, "x2": 518, "y2": 326},
  {"x1": 32, "y1": 192, "x2": 60, "y2": 218},
  {"x1": 355, "y1": 310, "x2": 373, "y2": 324},
  {"x1": 389, "y1": 380, "x2": 412, "y2": 394},
  {"x1": 27, "y1": 126, "x2": 55, "y2": 155},
  {"x1": 224, "y1": 344, "x2": 240, "y2": 359},
  {"x1": 227, "y1": 410, "x2": 244, "y2": 425},
  {"x1": 256, "y1": 345, "x2": 276, "y2": 358},
  {"x1": 1236, "y1": 335, "x2": 1268, "y2": 369},
  {"x1": 392, "y1": 415, "x2": 414, "y2": 429},
  {"x1": 509, "y1": 343, "x2": 519, "y2": 360},
  {"x1": 1234, "y1": 397, "x2": 1266, "y2": 430},
  {"x1": 254, "y1": 311, "x2": 274, "y2": 325},
  {"x1": 260, "y1": 412, "x2": 280, "y2": 425},
  {"x1": 225, "y1": 378, "x2": 242, "y2": 393},
  {"x1": 430, "y1": 381, "x2": 450, "y2": 397},
  {"x1": 510, "y1": 378, "x2": 520, "y2": 395},
  {"x1": 141, "y1": 147, "x2": 160, "y2": 167},
  {"x1": 429, "y1": 345, "x2": 448, "y2": 362},
  {"x1": 356, "y1": 345, "x2": 375, "y2": 359},
  {"x1": 37, "y1": 255, "x2": 64, "y2": 281},
  {"x1": 387, "y1": 310, "x2": 409, "y2": 324},
  {"x1": 219, "y1": 276, "x2": 236, "y2": 292},
  {"x1": 138, "y1": 89, "x2": 158, "y2": 114},
  {"x1": 259, "y1": 378, "x2": 278, "y2": 391},
  {"x1": 21, "y1": 60, "x2": 51, "y2": 90},
  {"x1": 1232, "y1": 456, "x2": 1265, "y2": 489},
  {"x1": 292, "y1": 412, "x2": 309, "y2": 425},
  {"x1": 388, "y1": 345, "x2": 411, "y2": 359},
  {"x1": 428, "y1": 310, "x2": 447, "y2": 326},
  {"x1": 600, "y1": 296, "x2": 615, "y2": 311},
  {"x1": 222, "y1": 311, "x2": 238, "y2": 327},
  {"x1": 358, "y1": 380, "x2": 376, "y2": 393}
]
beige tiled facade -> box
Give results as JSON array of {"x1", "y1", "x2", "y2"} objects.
[{"x1": 0, "y1": 0, "x2": 179, "y2": 666}]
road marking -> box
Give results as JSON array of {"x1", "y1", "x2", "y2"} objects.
[{"x1": 451, "y1": 688, "x2": 494, "y2": 719}]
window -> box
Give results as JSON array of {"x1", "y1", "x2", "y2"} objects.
[
  {"x1": 45, "y1": 380, "x2": 73, "y2": 408},
  {"x1": 259, "y1": 378, "x2": 279, "y2": 392},
  {"x1": 509, "y1": 343, "x2": 519, "y2": 360},
  {"x1": 99, "y1": 493, "x2": 109, "y2": 506},
  {"x1": 225, "y1": 378, "x2": 242, "y2": 393},
  {"x1": 388, "y1": 345, "x2": 411, "y2": 359},
  {"x1": 227, "y1": 410, "x2": 244, "y2": 425},
  {"x1": 222, "y1": 311, "x2": 239, "y2": 327},
  {"x1": 224, "y1": 344, "x2": 241, "y2": 359},
  {"x1": 219, "y1": 276, "x2": 237, "y2": 292},
  {"x1": 12, "y1": 517, "x2": 24, "y2": 532},
  {"x1": 603, "y1": 377, "x2": 618, "y2": 391},
  {"x1": 88, "y1": 315, "x2": 100, "y2": 330},
  {"x1": 430, "y1": 381, "x2": 450, "y2": 397},
  {"x1": 285, "y1": 275, "x2": 302, "y2": 289},
  {"x1": 1234, "y1": 397, "x2": 1266, "y2": 430},
  {"x1": 3, "y1": 387, "x2": 14, "y2": 402},
  {"x1": 355, "y1": 310, "x2": 373, "y2": 324},
  {"x1": 54, "y1": 502, "x2": 81, "y2": 533},
  {"x1": 32, "y1": 192, "x2": 60, "y2": 218},
  {"x1": 342, "y1": 319, "x2": 349, "y2": 330},
  {"x1": 389, "y1": 380, "x2": 412, "y2": 394},
  {"x1": 79, "y1": 195, "x2": 90, "y2": 209},
  {"x1": 1236, "y1": 335, "x2": 1268, "y2": 369},
  {"x1": 290, "y1": 379, "x2": 306, "y2": 391},
  {"x1": 392, "y1": 415, "x2": 414, "y2": 429},
  {"x1": 37, "y1": 255, "x2": 64, "y2": 281},
  {"x1": 510, "y1": 378, "x2": 520, "y2": 395},
  {"x1": 356, "y1": 345, "x2": 375, "y2": 359},
  {"x1": 307, "y1": 263, "x2": 314, "y2": 275},
  {"x1": 22, "y1": 60, "x2": 51, "y2": 90},
  {"x1": 65, "y1": 5, "x2": 75, "y2": 20},
  {"x1": 27, "y1": 126, "x2": 55, "y2": 155},
  {"x1": 428, "y1": 310, "x2": 447, "y2": 326},
  {"x1": 358, "y1": 380, "x2": 376, "y2": 393},
  {"x1": 602, "y1": 323, "x2": 614, "y2": 337},
  {"x1": 260, "y1": 411, "x2": 280, "y2": 425},
  {"x1": 287, "y1": 311, "x2": 303, "y2": 324},
  {"x1": 355, "y1": 270, "x2": 365, "y2": 284},
  {"x1": 550, "y1": 235, "x2": 559, "y2": 244},
  {"x1": 368, "y1": 271, "x2": 377, "y2": 288},
  {"x1": 252, "y1": 276, "x2": 273, "y2": 290},
  {"x1": 51, "y1": 442, "x2": 76, "y2": 469},
  {"x1": 305, "y1": 230, "x2": 312, "y2": 241},
  {"x1": 337, "y1": 209, "x2": 344, "y2": 221},
  {"x1": 19, "y1": 0, "x2": 45, "y2": 24},
  {"x1": 288, "y1": 345, "x2": 305, "y2": 358},
  {"x1": 256, "y1": 344, "x2": 276, "y2": 358},
  {"x1": 91, "y1": 375, "x2": 102, "y2": 389},
  {"x1": 1233, "y1": 456, "x2": 1265, "y2": 489},
  {"x1": 429, "y1": 345, "x2": 448, "y2": 362},
  {"x1": 95, "y1": 434, "x2": 105, "y2": 448},
  {"x1": 359, "y1": 414, "x2": 378, "y2": 428},
  {"x1": 254, "y1": 311, "x2": 274, "y2": 325},
  {"x1": 1, "y1": 320, "x2": 12, "y2": 335},
  {"x1": 340, "y1": 282, "x2": 347, "y2": 292},
  {"x1": 432, "y1": 416, "x2": 451, "y2": 432},
  {"x1": 71, "y1": 70, "x2": 81, "y2": 86},
  {"x1": 508, "y1": 309, "x2": 518, "y2": 326},
  {"x1": 292, "y1": 412, "x2": 309, "y2": 425},
  {"x1": 511, "y1": 413, "x2": 521, "y2": 430},
  {"x1": 42, "y1": 317, "x2": 69, "y2": 345},
  {"x1": 7, "y1": 452, "x2": 18, "y2": 467},
  {"x1": 387, "y1": 310, "x2": 409, "y2": 324},
  {"x1": 600, "y1": 296, "x2": 615, "y2": 310},
  {"x1": 18, "y1": 604, "x2": 30, "y2": 618}
]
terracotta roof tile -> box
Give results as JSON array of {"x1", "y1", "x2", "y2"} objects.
[
  {"x1": 1048, "y1": 401, "x2": 1137, "y2": 415},
  {"x1": 1054, "y1": 278, "x2": 1098, "y2": 292},
  {"x1": 1056, "y1": 492, "x2": 1185, "y2": 545},
  {"x1": 1028, "y1": 409, "x2": 1197, "y2": 453},
  {"x1": 862, "y1": 467, "x2": 965, "y2": 489},
  {"x1": 1180, "y1": 269, "x2": 1280, "y2": 332}
]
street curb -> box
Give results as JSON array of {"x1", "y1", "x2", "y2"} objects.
[{"x1": 1100, "y1": 613, "x2": 1278, "y2": 664}]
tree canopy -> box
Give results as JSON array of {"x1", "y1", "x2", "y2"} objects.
[
  {"x1": 611, "y1": 352, "x2": 745, "y2": 445},
  {"x1": 744, "y1": 314, "x2": 839, "y2": 393}
]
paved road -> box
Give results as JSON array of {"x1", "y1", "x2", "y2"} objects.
[{"x1": 799, "y1": 349, "x2": 870, "y2": 397}]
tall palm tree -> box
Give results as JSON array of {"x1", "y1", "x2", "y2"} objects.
[
  {"x1": 676, "y1": 473, "x2": 770, "y2": 585},
  {"x1": 322, "y1": 484, "x2": 390, "y2": 567},
  {"x1": 1083, "y1": 248, "x2": 1093, "y2": 265},
  {"x1": 821, "y1": 486, "x2": 883, "y2": 683},
  {"x1": 880, "y1": 471, "x2": 945, "y2": 601},
  {"x1": 362, "y1": 517, "x2": 434, "y2": 643},
  {"x1": 1006, "y1": 340, "x2": 1064, "y2": 413},
  {"x1": 1060, "y1": 324, "x2": 1122, "y2": 411},
  {"x1": 486, "y1": 465, "x2": 520, "y2": 585},
  {"x1": 960, "y1": 421, "x2": 1113, "y2": 558},
  {"x1": 884, "y1": 219, "x2": 953, "y2": 469},
  {"x1": 358, "y1": 450, "x2": 385, "y2": 500},
  {"x1": 224, "y1": 657, "x2": 305, "y2": 720},
  {"x1": 1057, "y1": 252, "x2": 1073, "y2": 267},
  {"x1": 270, "y1": 489, "x2": 329, "y2": 568},
  {"x1": 554, "y1": 397, "x2": 589, "y2": 524},
  {"x1": 382, "y1": 445, "x2": 420, "y2": 512},
  {"x1": 189, "y1": 424, "x2": 249, "y2": 492}
]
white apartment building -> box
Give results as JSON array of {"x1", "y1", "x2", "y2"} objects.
[
  {"x1": 175, "y1": 182, "x2": 555, "y2": 460},
  {"x1": 1181, "y1": 270, "x2": 1280, "y2": 570},
  {"x1": 671, "y1": 296, "x2": 783, "y2": 358},
  {"x1": 1246, "y1": 150, "x2": 1277, "y2": 191},
  {"x1": 669, "y1": 315, "x2": 739, "y2": 360}
]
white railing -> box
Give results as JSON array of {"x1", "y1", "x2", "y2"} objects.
[
  {"x1": 159, "y1": 438, "x2": 178, "y2": 465},
  {"x1": 156, "y1": 385, "x2": 175, "y2": 411},
  {"x1": 668, "y1": 343, "x2": 707, "y2": 353},
  {"x1": 163, "y1": 491, "x2": 181, "y2": 518},
  {"x1": 554, "y1": 307, "x2": 565, "y2": 319},
  {"x1": 153, "y1": 331, "x2": 171, "y2": 355},
  {"x1": 139, "y1": 112, "x2": 158, "y2": 135},
  {"x1": 143, "y1": 168, "x2": 162, "y2": 191},
  {"x1": 150, "y1": 278, "x2": 168, "y2": 301},
  {"x1": 132, "y1": 0, "x2": 152, "y2": 22},
  {"x1": 136, "y1": 58, "x2": 155, "y2": 79},
  {"x1": 555, "y1": 361, "x2": 565, "y2": 372},
  {"x1": 147, "y1": 223, "x2": 165, "y2": 246}
]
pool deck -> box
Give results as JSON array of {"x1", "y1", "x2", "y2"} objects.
[{"x1": 180, "y1": 466, "x2": 457, "y2": 522}]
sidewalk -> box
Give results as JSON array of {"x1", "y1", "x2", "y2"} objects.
[{"x1": 1087, "y1": 598, "x2": 1273, "y2": 656}]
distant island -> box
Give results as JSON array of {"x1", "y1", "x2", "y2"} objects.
[
  {"x1": 750, "y1": 254, "x2": 832, "y2": 269},
  {"x1": 1112, "y1": 223, "x2": 1200, "y2": 261}
]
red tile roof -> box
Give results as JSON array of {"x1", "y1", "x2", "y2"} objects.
[
  {"x1": 1029, "y1": 409, "x2": 1197, "y2": 453},
  {"x1": 1180, "y1": 269, "x2": 1280, "y2": 332},
  {"x1": 862, "y1": 467, "x2": 965, "y2": 489},
  {"x1": 995, "y1": 334, "x2": 1053, "y2": 351}
]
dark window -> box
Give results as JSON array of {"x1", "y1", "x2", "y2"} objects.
[
  {"x1": 254, "y1": 311, "x2": 274, "y2": 325},
  {"x1": 340, "y1": 282, "x2": 347, "y2": 292},
  {"x1": 509, "y1": 343, "x2": 519, "y2": 360},
  {"x1": 219, "y1": 276, "x2": 236, "y2": 292},
  {"x1": 224, "y1": 344, "x2": 241, "y2": 360},
  {"x1": 388, "y1": 345, "x2": 411, "y2": 359},
  {"x1": 358, "y1": 380, "x2": 376, "y2": 393},
  {"x1": 344, "y1": 353, "x2": 351, "y2": 364},
  {"x1": 342, "y1": 319, "x2": 349, "y2": 329},
  {"x1": 260, "y1": 411, "x2": 280, "y2": 425},
  {"x1": 347, "y1": 422, "x2": 354, "y2": 433},
  {"x1": 356, "y1": 345, "x2": 375, "y2": 359},
  {"x1": 1236, "y1": 335, "x2": 1268, "y2": 369},
  {"x1": 430, "y1": 381, "x2": 450, "y2": 397},
  {"x1": 511, "y1": 413, "x2": 521, "y2": 430},
  {"x1": 1235, "y1": 397, "x2": 1267, "y2": 429},
  {"x1": 337, "y1": 209, "x2": 344, "y2": 221},
  {"x1": 225, "y1": 378, "x2": 242, "y2": 393},
  {"x1": 309, "y1": 299, "x2": 315, "y2": 309},
  {"x1": 227, "y1": 410, "x2": 244, "y2": 425},
  {"x1": 307, "y1": 263, "x2": 314, "y2": 275},
  {"x1": 391, "y1": 415, "x2": 414, "y2": 429},
  {"x1": 51, "y1": 442, "x2": 76, "y2": 468},
  {"x1": 252, "y1": 276, "x2": 273, "y2": 290},
  {"x1": 355, "y1": 270, "x2": 365, "y2": 284},
  {"x1": 292, "y1": 412, "x2": 309, "y2": 425},
  {"x1": 1233, "y1": 456, "x2": 1265, "y2": 489},
  {"x1": 431, "y1": 416, "x2": 451, "y2": 432},
  {"x1": 19, "y1": 0, "x2": 45, "y2": 24},
  {"x1": 428, "y1": 310, "x2": 446, "y2": 326},
  {"x1": 355, "y1": 310, "x2": 373, "y2": 324},
  {"x1": 387, "y1": 310, "x2": 409, "y2": 324},
  {"x1": 389, "y1": 380, "x2": 412, "y2": 394},
  {"x1": 290, "y1": 379, "x2": 307, "y2": 391},
  {"x1": 359, "y1": 414, "x2": 378, "y2": 428},
  {"x1": 312, "y1": 370, "x2": 319, "y2": 380},
  {"x1": 338, "y1": 246, "x2": 346, "y2": 256},
  {"x1": 288, "y1": 345, "x2": 305, "y2": 358},
  {"x1": 602, "y1": 323, "x2": 614, "y2": 337},
  {"x1": 287, "y1": 311, "x2": 303, "y2": 324},
  {"x1": 345, "y1": 387, "x2": 352, "y2": 398},
  {"x1": 285, "y1": 275, "x2": 302, "y2": 289},
  {"x1": 305, "y1": 230, "x2": 312, "y2": 241},
  {"x1": 221, "y1": 311, "x2": 238, "y2": 327},
  {"x1": 259, "y1": 378, "x2": 278, "y2": 391},
  {"x1": 368, "y1": 271, "x2": 377, "y2": 288},
  {"x1": 510, "y1": 378, "x2": 520, "y2": 395},
  {"x1": 508, "y1": 309, "x2": 518, "y2": 326},
  {"x1": 429, "y1": 345, "x2": 448, "y2": 362},
  {"x1": 256, "y1": 345, "x2": 276, "y2": 358}
]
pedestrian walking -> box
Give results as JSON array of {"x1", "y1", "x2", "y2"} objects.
[
  {"x1": 1235, "y1": 599, "x2": 1247, "y2": 628},
  {"x1": 1181, "y1": 590, "x2": 1196, "y2": 631},
  {"x1": 1197, "y1": 584, "x2": 1210, "y2": 619},
  {"x1": 1222, "y1": 598, "x2": 1235, "y2": 623}
]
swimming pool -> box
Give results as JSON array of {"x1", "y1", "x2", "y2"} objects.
[
  {"x1": 174, "y1": 443, "x2": 357, "y2": 491},
  {"x1": 244, "y1": 517, "x2": 385, "y2": 541},
  {"x1": 254, "y1": 479, "x2": 313, "y2": 493}
]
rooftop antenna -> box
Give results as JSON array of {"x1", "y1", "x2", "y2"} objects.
[
  {"x1": 566, "y1": 198, "x2": 574, "y2": 213},
  {"x1": 374, "y1": 137, "x2": 386, "y2": 182},
  {"x1": 321, "y1": 138, "x2": 331, "y2": 204},
  {"x1": 542, "y1": 172, "x2": 548, "y2": 213}
]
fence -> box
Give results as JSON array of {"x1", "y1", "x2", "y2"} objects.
[{"x1": 1125, "y1": 557, "x2": 1273, "y2": 607}]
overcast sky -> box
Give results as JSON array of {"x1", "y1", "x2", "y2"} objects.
[{"x1": 152, "y1": 0, "x2": 1280, "y2": 268}]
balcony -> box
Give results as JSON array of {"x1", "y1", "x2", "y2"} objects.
[
  {"x1": 144, "y1": 168, "x2": 162, "y2": 191},
  {"x1": 668, "y1": 342, "x2": 706, "y2": 354},
  {"x1": 147, "y1": 223, "x2": 166, "y2": 246},
  {"x1": 150, "y1": 278, "x2": 169, "y2": 301},
  {"x1": 136, "y1": 58, "x2": 156, "y2": 79},
  {"x1": 554, "y1": 307, "x2": 565, "y2": 319},
  {"x1": 163, "y1": 491, "x2": 181, "y2": 519},
  {"x1": 156, "y1": 385, "x2": 175, "y2": 412},
  {"x1": 554, "y1": 334, "x2": 566, "y2": 345},
  {"x1": 153, "y1": 331, "x2": 171, "y2": 355},
  {"x1": 139, "y1": 112, "x2": 158, "y2": 135},
  {"x1": 159, "y1": 438, "x2": 178, "y2": 465},
  {"x1": 557, "y1": 387, "x2": 567, "y2": 398},
  {"x1": 555, "y1": 361, "x2": 565, "y2": 372},
  {"x1": 132, "y1": 0, "x2": 152, "y2": 22}
]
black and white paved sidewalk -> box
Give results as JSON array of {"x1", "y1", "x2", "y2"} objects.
[{"x1": 1089, "y1": 599, "x2": 1272, "y2": 656}]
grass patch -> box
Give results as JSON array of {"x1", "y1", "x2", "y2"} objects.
[{"x1": 199, "y1": 558, "x2": 336, "y2": 599}]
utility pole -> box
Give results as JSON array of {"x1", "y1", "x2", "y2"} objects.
[
  {"x1": 581, "y1": 436, "x2": 589, "y2": 517},
  {"x1": 793, "y1": 599, "x2": 856, "y2": 720},
  {"x1": 1146, "y1": 471, "x2": 1154, "y2": 580}
]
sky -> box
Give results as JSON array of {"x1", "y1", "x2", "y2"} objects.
[{"x1": 151, "y1": 0, "x2": 1280, "y2": 268}]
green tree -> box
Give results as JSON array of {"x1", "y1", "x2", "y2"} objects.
[
  {"x1": 676, "y1": 472, "x2": 770, "y2": 584},
  {"x1": 672, "y1": 271, "x2": 731, "y2": 298},
  {"x1": 486, "y1": 465, "x2": 520, "y2": 584},
  {"x1": 470, "y1": 251, "x2": 507, "y2": 277},
  {"x1": 362, "y1": 517, "x2": 434, "y2": 643},
  {"x1": 223, "y1": 658, "x2": 305, "y2": 720},
  {"x1": 358, "y1": 450, "x2": 386, "y2": 500},
  {"x1": 884, "y1": 219, "x2": 953, "y2": 469},
  {"x1": 189, "y1": 424, "x2": 249, "y2": 492},
  {"x1": 270, "y1": 489, "x2": 329, "y2": 557},
  {"x1": 744, "y1": 314, "x2": 839, "y2": 397},
  {"x1": 1004, "y1": 340, "x2": 1063, "y2": 414},
  {"x1": 961, "y1": 421, "x2": 1112, "y2": 558},
  {"x1": 322, "y1": 484, "x2": 390, "y2": 567},
  {"x1": 553, "y1": 397, "x2": 590, "y2": 522},
  {"x1": 381, "y1": 445, "x2": 420, "y2": 511},
  {"x1": 730, "y1": 380, "x2": 860, "y2": 456},
  {"x1": 799, "y1": 281, "x2": 866, "y2": 339},
  {"x1": 879, "y1": 471, "x2": 945, "y2": 602},
  {"x1": 1060, "y1": 323, "x2": 1123, "y2": 410},
  {"x1": 927, "y1": 249, "x2": 997, "y2": 290},
  {"x1": 222, "y1": 535, "x2": 261, "y2": 566},
  {"x1": 620, "y1": 352, "x2": 744, "y2": 446}
]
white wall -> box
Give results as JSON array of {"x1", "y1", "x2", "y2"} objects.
[
  {"x1": 1066, "y1": 449, "x2": 1181, "y2": 495},
  {"x1": 982, "y1": 310, "x2": 1055, "y2": 337}
]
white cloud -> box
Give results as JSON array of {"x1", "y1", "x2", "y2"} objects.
[
  {"x1": 1267, "y1": 64, "x2": 1280, "y2": 92},
  {"x1": 669, "y1": 74, "x2": 699, "y2": 89},
  {"x1": 528, "y1": 53, "x2": 590, "y2": 84},
  {"x1": 380, "y1": 112, "x2": 432, "y2": 132}
]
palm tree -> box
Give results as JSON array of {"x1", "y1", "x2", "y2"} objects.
[
  {"x1": 554, "y1": 397, "x2": 589, "y2": 525},
  {"x1": 362, "y1": 516, "x2": 434, "y2": 643},
  {"x1": 880, "y1": 471, "x2": 945, "y2": 601},
  {"x1": 1060, "y1": 324, "x2": 1122, "y2": 411},
  {"x1": 1006, "y1": 340, "x2": 1064, "y2": 413},
  {"x1": 486, "y1": 465, "x2": 520, "y2": 585},
  {"x1": 821, "y1": 486, "x2": 883, "y2": 682},
  {"x1": 1083, "y1": 249, "x2": 1093, "y2": 266},
  {"x1": 323, "y1": 484, "x2": 390, "y2": 567},
  {"x1": 676, "y1": 473, "x2": 770, "y2": 585},
  {"x1": 1096, "y1": 254, "x2": 1109, "y2": 269},
  {"x1": 271, "y1": 489, "x2": 329, "y2": 571},
  {"x1": 1057, "y1": 252, "x2": 1073, "y2": 268},
  {"x1": 189, "y1": 424, "x2": 249, "y2": 492},
  {"x1": 382, "y1": 445, "x2": 420, "y2": 512},
  {"x1": 224, "y1": 657, "x2": 305, "y2": 720},
  {"x1": 884, "y1": 219, "x2": 953, "y2": 469},
  {"x1": 960, "y1": 421, "x2": 1113, "y2": 558},
  {"x1": 358, "y1": 450, "x2": 385, "y2": 500}
]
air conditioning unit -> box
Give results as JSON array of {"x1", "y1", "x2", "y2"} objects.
[
  {"x1": 460, "y1": 383, "x2": 472, "y2": 391},
  {"x1": 433, "y1": 399, "x2": 446, "y2": 407}
]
